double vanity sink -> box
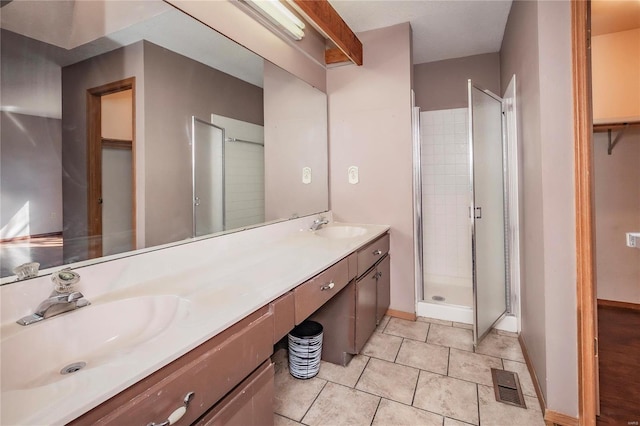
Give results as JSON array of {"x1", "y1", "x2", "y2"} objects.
[{"x1": 0, "y1": 221, "x2": 388, "y2": 425}]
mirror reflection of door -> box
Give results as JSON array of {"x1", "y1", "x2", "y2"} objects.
[{"x1": 87, "y1": 78, "x2": 136, "y2": 258}]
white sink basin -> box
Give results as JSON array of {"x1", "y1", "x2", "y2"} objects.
[
  {"x1": 1, "y1": 295, "x2": 181, "y2": 391},
  {"x1": 314, "y1": 225, "x2": 367, "y2": 239}
]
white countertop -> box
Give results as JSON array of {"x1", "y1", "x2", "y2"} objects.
[{"x1": 0, "y1": 220, "x2": 389, "y2": 425}]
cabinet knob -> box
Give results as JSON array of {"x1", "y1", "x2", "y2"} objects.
[
  {"x1": 147, "y1": 392, "x2": 195, "y2": 426},
  {"x1": 373, "y1": 249, "x2": 382, "y2": 256},
  {"x1": 320, "y1": 282, "x2": 335, "y2": 291}
]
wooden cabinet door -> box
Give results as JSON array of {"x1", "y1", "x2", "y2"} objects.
[
  {"x1": 355, "y1": 268, "x2": 377, "y2": 353},
  {"x1": 376, "y1": 255, "x2": 391, "y2": 323}
]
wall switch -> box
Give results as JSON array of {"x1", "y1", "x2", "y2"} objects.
[
  {"x1": 348, "y1": 166, "x2": 359, "y2": 184},
  {"x1": 302, "y1": 167, "x2": 312, "y2": 184},
  {"x1": 626, "y1": 232, "x2": 640, "y2": 248}
]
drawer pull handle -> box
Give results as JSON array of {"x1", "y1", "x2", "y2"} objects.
[
  {"x1": 147, "y1": 392, "x2": 195, "y2": 426},
  {"x1": 320, "y1": 282, "x2": 335, "y2": 291},
  {"x1": 373, "y1": 249, "x2": 383, "y2": 255}
]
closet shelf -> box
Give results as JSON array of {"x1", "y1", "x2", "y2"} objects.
[{"x1": 593, "y1": 120, "x2": 640, "y2": 155}]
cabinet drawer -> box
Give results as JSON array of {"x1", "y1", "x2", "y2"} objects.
[
  {"x1": 197, "y1": 360, "x2": 274, "y2": 426},
  {"x1": 70, "y1": 307, "x2": 273, "y2": 426},
  {"x1": 270, "y1": 292, "x2": 295, "y2": 344},
  {"x1": 294, "y1": 258, "x2": 349, "y2": 324},
  {"x1": 357, "y1": 233, "x2": 389, "y2": 278}
]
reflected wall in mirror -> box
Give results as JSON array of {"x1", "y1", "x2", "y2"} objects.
[{"x1": 0, "y1": 0, "x2": 328, "y2": 280}]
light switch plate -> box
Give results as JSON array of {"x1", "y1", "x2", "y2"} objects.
[
  {"x1": 348, "y1": 166, "x2": 359, "y2": 184},
  {"x1": 302, "y1": 167, "x2": 312, "y2": 184}
]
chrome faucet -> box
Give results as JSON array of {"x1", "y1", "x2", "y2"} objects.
[
  {"x1": 17, "y1": 269, "x2": 90, "y2": 326},
  {"x1": 310, "y1": 216, "x2": 329, "y2": 231}
]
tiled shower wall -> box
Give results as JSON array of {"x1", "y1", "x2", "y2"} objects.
[{"x1": 420, "y1": 108, "x2": 473, "y2": 289}]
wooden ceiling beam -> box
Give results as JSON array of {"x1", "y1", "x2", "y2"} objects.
[
  {"x1": 324, "y1": 47, "x2": 351, "y2": 65},
  {"x1": 290, "y1": 0, "x2": 363, "y2": 66}
]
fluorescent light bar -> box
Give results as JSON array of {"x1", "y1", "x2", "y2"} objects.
[{"x1": 244, "y1": 0, "x2": 305, "y2": 41}]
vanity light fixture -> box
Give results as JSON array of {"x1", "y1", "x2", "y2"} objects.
[{"x1": 242, "y1": 0, "x2": 305, "y2": 41}]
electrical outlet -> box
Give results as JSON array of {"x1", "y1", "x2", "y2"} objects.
[
  {"x1": 302, "y1": 167, "x2": 312, "y2": 184},
  {"x1": 348, "y1": 166, "x2": 359, "y2": 184},
  {"x1": 626, "y1": 232, "x2": 639, "y2": 248}
]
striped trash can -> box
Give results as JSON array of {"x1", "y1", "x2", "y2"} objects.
[{"x1": 288, "y1": 320, "x2": 323, "y2": 379}]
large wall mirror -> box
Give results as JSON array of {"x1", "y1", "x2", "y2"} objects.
[{"x1": 0, "y1": 0, "x2": 329, "y2": 282}]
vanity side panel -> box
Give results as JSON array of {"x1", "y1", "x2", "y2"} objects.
[{"x1": 270, "y1": 291, "x2": 295, "y2": 344}]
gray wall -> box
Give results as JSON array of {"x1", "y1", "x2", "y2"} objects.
[
  {"x1": 328, "y1": 23, "x2": 415, "y2": 314},
  {"x1": 142, "y1": 41, "x2": 263, "y2": 247},
  {"x1": 62, "y1": 42, "x2": 145, "y2": 262},
  {"x1": 413, "y1": 53, "x2": 501, "y2": 111},
  {"x1": 0, "y1": 112, "x2": 62, "y2": 239},
  {"x1": 263, "y1": 61, "x2": 328, "y2": 222},
  {"x1": 1, "y1": 31, "x2": 64, "y2": 241},
  {"x1": 593, "y1": 129, "x2": 640, "y2": 304},
  {"x1": 0, "y1": 29, "x2": 63, "y2": 118},
  {"x1": 500, "y1": 0, "x2": 578, "y2": 416}
]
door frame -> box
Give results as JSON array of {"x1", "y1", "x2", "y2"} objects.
[
  {"x1": 87, "y1": 77, "x2": 136, "y2": 259},
  {"x1": 571, "y1": 0, "x2": 598, "y2": 424}
]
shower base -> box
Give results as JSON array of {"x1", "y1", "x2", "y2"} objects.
[{"x1": 423, "y1": 281, "x2": 473, "y2": 308}]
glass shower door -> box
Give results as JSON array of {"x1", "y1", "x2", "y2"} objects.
[
  {"x1": 192, "y1": 117, "x2": 224, "y2": 237},
  {"x1": 468, "y1": 80, "x2": 508, "y2": 346}
]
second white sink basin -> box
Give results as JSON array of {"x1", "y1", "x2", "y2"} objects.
[
  {"x1": 314, "y1": 225, "x2": 367, "y2": 239},
  {"x1": 1, "y1": 295, "x2": 181, "y2": 392}
]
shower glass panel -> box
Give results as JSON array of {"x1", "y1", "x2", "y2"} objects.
[
  {"x1": 192, "y1": 117, "x2": 224, "y2": 237},
  {"x1": 419, "y1": 108, "x2": 473, "y2": 307},
  {"x1": 469, "y1": 81, "x2": 507, "y2": 346}
]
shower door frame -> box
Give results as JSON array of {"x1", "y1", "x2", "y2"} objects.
[
  {"x1": 191, "y1": 117, "x2": 226, "y2": 238},
  {"x1": 413, "y1": 81, "x2": 520, "y2": 341},
  {"x1": 468, "y1": 80, "x2": 510, "y2": 346}
]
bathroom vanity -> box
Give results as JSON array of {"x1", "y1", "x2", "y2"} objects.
[
  {"x1": 68, "y1": 228, "x2": 390, "y2": 426},
  {"x1": 0, "y1": 219, "x2": 390, "y2": 425}
]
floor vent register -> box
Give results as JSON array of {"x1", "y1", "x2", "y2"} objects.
[{"x1": 491, "y1": 368, "x2": 527, "y2": 408}]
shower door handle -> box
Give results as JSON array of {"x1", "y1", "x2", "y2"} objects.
[{"x1": 468, "y1": 207, "x2": 482, "y2": 219}]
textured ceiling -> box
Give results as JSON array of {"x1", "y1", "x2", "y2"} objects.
[{"x1": 328, "y1": 0, "x2": 513, "y2": 65}]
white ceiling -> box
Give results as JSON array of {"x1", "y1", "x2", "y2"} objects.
[{"x1": 327, "y1": 0, "x2": 513, "y2": 65}]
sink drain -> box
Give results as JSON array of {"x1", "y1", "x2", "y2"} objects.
[{"x1": 60, "y1": 361, "x2": 86, "y2": 375}]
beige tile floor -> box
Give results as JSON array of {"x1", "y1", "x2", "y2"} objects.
[{"x1": 273, "y1": 316, "x2": 545, "y2": 426}]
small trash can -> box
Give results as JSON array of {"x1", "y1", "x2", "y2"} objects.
[{"x1": 288, "y1": 320, "x2": 323, "y2": 379}]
